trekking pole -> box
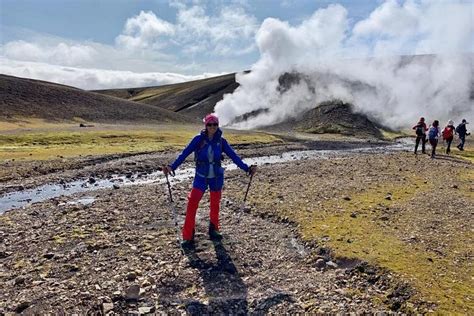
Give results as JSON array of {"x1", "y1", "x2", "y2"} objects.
[
  {"x1": 237, "y1": 166, "x2": 255, "y2": 223},
  {"x1": 159, "y1": 167, "x2": 182, "y2": 252}
]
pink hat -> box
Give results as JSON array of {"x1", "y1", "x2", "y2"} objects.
[{"x1": 203, "y1": 113, "x2": 219, "y2": 125}]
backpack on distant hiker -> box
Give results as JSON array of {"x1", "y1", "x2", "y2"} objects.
[
  {"x1": 428, "y1": 127, "x2": 438, "y2": 139},
  {"x1": 442, "y1": 127, "x2": 454, "y2": 140},
  {"x1": 415, "y1": 125, "x2": 424, "y2": 136}
]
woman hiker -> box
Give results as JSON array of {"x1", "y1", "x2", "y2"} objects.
[
  {"x1": 412, "y1": 117, "x2": 428, "y2": 154},
  {"x1": 428, "y1": 120, "x2": 440, "y2": 158},
  {"x1": 162, "y1": 114, "x2": 257, "y2": 249},
  {"x1": 441, "y1": 120, "x2": 456, "y2": 154}
]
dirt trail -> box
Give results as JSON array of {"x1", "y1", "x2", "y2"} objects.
[
  {"x1": 2, "y1": 163, "x2": 408, "y2": 314},
  {"x1": 1, "y1": 141, "x2": 472, "y2": 314}
]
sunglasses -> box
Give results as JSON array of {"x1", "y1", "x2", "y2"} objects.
[{"x1": 206, "y1": 123, "x2": 218, "y2": 127}]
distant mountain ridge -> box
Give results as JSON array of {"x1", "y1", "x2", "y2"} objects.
[
  {"x1": 0, "y1": 74, "x2": 190, "y2": 123},
  {"x1": 94, "y1": 73, "x2": 239, "y2": 121}
]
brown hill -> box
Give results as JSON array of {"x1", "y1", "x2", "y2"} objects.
[
  {"x1": 268, "y1": 100, "x2": 384, "y2": 138},
  {"x1": 94, "y1": 73, "x2": 239, "y2": 120},
  {"x1": 0, "y1": 74, "x2": 190, "y2": 123}
]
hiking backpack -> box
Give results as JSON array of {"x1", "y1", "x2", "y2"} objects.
[
  {"x1": 195, "y1": 136, "x2": 224, "y2": 162},
  {"x1": 428, "y1": 127, "x2": 438, "y2": 139},
  {"x1": 415, "y1": 125, "x2": 424, "y2": 136},
  {"x1": 442, "y1": 127, "x2": 453, "y2": 140}
]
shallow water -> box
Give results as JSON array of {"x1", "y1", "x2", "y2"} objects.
[{"x1": 0, "y1": 140, "x2": 412, "y2": 214}]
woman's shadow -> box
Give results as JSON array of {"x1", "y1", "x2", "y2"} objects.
[{"x1": 183, "y1": 240, "x2": 248, "y2": 315}]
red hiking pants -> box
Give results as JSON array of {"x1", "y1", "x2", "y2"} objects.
[{"x1": 182, "y1": 188, "x2": 222, "y2": 240}]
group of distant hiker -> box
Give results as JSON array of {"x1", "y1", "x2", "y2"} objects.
[
  {"x1": 413, "y1": 117, "x2": 470, "y2": 158},
  {"x1": 160, "y1": 113, "x2": 471, "y2": 251}
]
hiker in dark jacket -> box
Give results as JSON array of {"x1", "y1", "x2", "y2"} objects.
[
  {"x1": 428, "y1": 120, "x2": 440, "y2": 158},
  {"x1": 456, "y1": 119, "x2": 470, "y2": 151},
  {"x1": 441, "y1": 120, "x2": 456, "y2": 154},
  {"x1": 162, "y1": 114, "x2": 257, "y2": 249},
  {"x1": 412, "y1": 117, "x2": 428, "y2": 154}
]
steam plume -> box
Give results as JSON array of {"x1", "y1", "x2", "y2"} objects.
[{"x1": 215, "y1": 1, "x2": 473, "y2": 129}]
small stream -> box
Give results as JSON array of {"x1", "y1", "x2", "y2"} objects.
[{"x1": 0, "y1": 139, "x2": 413, "y2": 214}]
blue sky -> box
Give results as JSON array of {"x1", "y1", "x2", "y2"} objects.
[
  {"x1": 1, "y1": 0, "x2": 472, "y2": 89},
  {"x1": 1, "y1": 0, "x2": 380, "y2": 44}
]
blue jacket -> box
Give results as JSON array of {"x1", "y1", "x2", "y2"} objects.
[
  {"x1": 428, "y1": 126, "x2": 439, "y2": 140},
  {"x1": 170, "y1": 128, "x2": 249, "y2": 177}
]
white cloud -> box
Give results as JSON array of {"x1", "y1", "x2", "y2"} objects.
[
  {"x1": 113, "y1": 4, "x2": 258, "y2": 57},
  {"x1": 3, "y1": 40, "x2": 98, "y2": 66},
  {"x1": 0, "y1": 57, "x2": 220, "y2": 90},
  {"x1": 174, "y1": 4, "x2": 258, "y2": 56},
  {"x1": 115, "y1": 11, "x2": 175, "y2": 51},
  {"x1": 351, "y1": 0, "x2": 472, "y2": 56},
  {"x1": 0, "y1": 2, "x2": 258, "y2": 88}
]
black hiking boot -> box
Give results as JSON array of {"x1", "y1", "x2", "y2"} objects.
[
  {"x1": 181, "y1": 229, "x2": 195, "y2": 251},
  {"x1": 209, "y1": 223, "x2": 223, "y2": 241},
  {"x1": 181, "y1": 239, "x2": 195, "y2": 251}
]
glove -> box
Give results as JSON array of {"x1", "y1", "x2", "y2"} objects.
[
  {"x1": 162, "y1": 165, "x2": 174, "y2": 176},
  {"x1": 248, "y1": 165, "x2": 257, "y2": 176}
]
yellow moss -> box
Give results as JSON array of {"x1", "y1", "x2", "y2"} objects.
[
  {"x1": 255, "y1": 174, "x2": 473, "y2": 313},
  {"x1": 52, "y1": 235, "x2": 66, "y2": 244},
  {"x1": 0, "y1": 126, "x2": 281, "y2": 161},
  {"x1": 0, "y1": 216, "x2": 13, "y2": 226},
  {"x1": 305, "y1": 179, "x2": 473, "y2": 313},
  {"x1": 14, "y1": 259, "x2": 28, "y2": 269},
  {"x1": 381, "y1": 129, "x2": 411, "y2": 140},
  {"x1": 71, "y1": 228, "x2": 88, "y2": 239},
  {"x1": 452, "y1": 149, "x2": 474, "y2": 163}
]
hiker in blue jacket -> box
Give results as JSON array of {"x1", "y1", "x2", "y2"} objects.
[
  {"x1": 163, "y1": 114, "x2": 257, "y2": 249},
  {"x1": 456, "y1": 119, "x2": 470, "y2": 151},
  {"x1": 428, "y1": 120, "x2": 440, "y2": 158}
]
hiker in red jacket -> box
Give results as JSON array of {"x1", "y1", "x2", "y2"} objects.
[
  {"x1": 441, "y1": 120, "x2": 456, "y2": 154},
  {"x1": 412, "y1": 117, "x2": 428, "y2": 154}
]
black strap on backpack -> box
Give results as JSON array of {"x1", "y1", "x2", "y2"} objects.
[{"x1": 194, "y1": 135, "x2": 224, "y2": 163}]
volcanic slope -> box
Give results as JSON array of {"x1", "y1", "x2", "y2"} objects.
[
  {"x1": 258, "y1": 100, "x2": 384, "y2": 139},
  {"x1": 0, "y1": 75, "x2": 190, "y2": 123},
  {"x1": 94, "y1": 73, "x2": 239, "y2": 120},
  {"x1": 294, "y1": 100, "x2": 384, "y2": 138}
]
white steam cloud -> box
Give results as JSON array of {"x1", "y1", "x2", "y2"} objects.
[{"x1": 215, "y1": 0, "x2": 474, "y2": 129}]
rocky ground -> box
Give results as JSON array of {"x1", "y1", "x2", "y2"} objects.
[{"x1": 0, "y1": 139, "x2": 473, "y2": 314}]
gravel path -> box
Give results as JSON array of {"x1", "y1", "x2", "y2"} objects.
[{"x1": 1, "y1": 143, "x2": 472, "y2": 314}]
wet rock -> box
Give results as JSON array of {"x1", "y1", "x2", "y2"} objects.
[
  {"x1": 14, "y1": 300, "x2": 31, "y2": 313},
  {"x1": 138, "y1": 306, "x2": 155, "y2": 314},
  {"x1": 125, "y1": 285, "x2": 140, "y2": 301},
  {"x1": 43, "y1": 252, "x2": 55, "y2": 259},
  {"x1": 102, "y1": 302, "x2": 114, "y2": 313},
  {"x1": 14, "y1": 276, "x2": 26, "y2": 285},
  {"x1": 126, "y1": 272, "x2": 137, "y2": 281},
  {"x1": 315, "y1": 258, "x2": 326, "y2": 269},
  {"x1": 89, "y1": 177, "x2": 96, "y2": 184},
  {"x1": 326, "y1": 261, "x2": 339, "y2": 269},
  {"x1": 111, "y1": 291, "x2": 123, "y2": 302}
]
